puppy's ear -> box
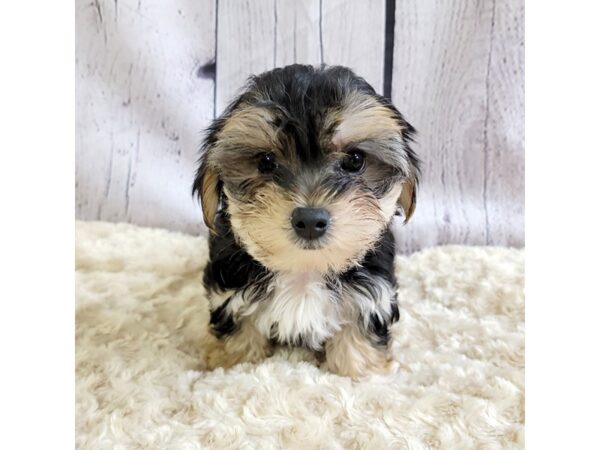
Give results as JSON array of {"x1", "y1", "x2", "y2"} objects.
[
  {"x1": 395, "y1": 129, "x2": 420, "y2": 224},
  {"x1": 376, "y1": 101, "x2": 420, "y2": 224},
  {"x1": 397, "y1": 175, "x2": 417, "y2": 223},
  {"x1": 193, "y1": 154, "x2": 221, "y2": 233}
]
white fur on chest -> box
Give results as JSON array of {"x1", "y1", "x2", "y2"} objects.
[{"x1": 247, "y1": 271, "x2": 342, "y2": 349}]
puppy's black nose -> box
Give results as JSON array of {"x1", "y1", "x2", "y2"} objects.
[{"x1": 291, "y1": 207, "x2": 330, "y2": 240}]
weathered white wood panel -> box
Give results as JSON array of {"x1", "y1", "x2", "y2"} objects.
[
  {"x1": 76, "y1": 0, "x2": 216, "y2": 233},
  {"x1": 216, "y1": 0, "x2": 386, "y2": 112},
  {"x1": 275, "y1": 0, "x2": 321, "y2": 68},
  {"x1": 216, "y1": 0, "x2": 276, "y2": 113},
  {"x1": 391, "y1": 0, "x2": 523, "y2": 252},
  {"x1": 320, "y1": 0, "x2": 386, "y2": 94},
  {"x1": 484, "y1": 0, "x2": 525, "y2": 247}
]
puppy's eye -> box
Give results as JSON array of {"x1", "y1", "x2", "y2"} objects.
[
  {"x1": 257, "y1": 152, "x2": 277, "y2": 174},
  {"x1": 341, "y1": 150, "x2": 366, "y2": 172}
]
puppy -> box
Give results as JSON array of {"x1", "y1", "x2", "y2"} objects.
[{"x1": 194, "y1": 64, "x2": 420, "y2": 379}]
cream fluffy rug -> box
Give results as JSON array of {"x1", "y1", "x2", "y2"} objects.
[{"x1": 75, "y1": 221, "x2": 524, "y2": 449}]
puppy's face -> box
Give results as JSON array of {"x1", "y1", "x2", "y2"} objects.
[{"x1": 195, "y1": 66, "x2": 419, "y2": 274}]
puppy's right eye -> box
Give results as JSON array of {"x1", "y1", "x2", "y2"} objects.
[
  {"x1": 341, "y1": 149, "x2": 366, "y2": 173},
  {"x1": 257, "y1": 152, "x2": 277, "y2": 174}
]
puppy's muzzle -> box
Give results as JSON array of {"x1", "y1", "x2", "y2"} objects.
[{"x1": 291, "y1": 207, "x2": 330, "y2": 241}]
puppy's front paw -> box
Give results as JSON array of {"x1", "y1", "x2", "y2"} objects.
[
  {"x1": 323, "y1": 325, "x2": 399, "y2": 380},
  {"x1": 323, "y1": 354, "x2": 398, "y2": 380},
  {"x1": 203, "y1": 337, "x2": 232, "y2": 370},
  {"x1": 204, "y1": 341, "x2": 272, "y2": 370},
  {"x1": 202, "y1": 323, "x2": 272, "y2": 370}
]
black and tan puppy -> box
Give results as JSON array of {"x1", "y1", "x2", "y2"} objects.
[{"x1": 194, "y1": 64, "x2": 420, "y2": 379}]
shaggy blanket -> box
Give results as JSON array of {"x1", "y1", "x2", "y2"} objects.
[{"x1": 75, "y1": 221, "x2": 524, "y2": 449}]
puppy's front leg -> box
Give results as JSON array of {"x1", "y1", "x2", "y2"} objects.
[
  {"x1": 323, "y1": 324, "x2": 398, "y2": 380},
  {"x1": 205, "y1": 318, "x2": 272, "y2": 369}
]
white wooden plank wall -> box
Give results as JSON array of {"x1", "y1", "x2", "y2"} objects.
[
  {"x1": 76, "y1": 0, "x2": 216, "y2": 233},
  {"x1": 216, "y1": 0, "x2": 385, "y2": 113},
  {"x1": 392, "y1": 0, "x2": 524, "y2": 251},
  {"x1": 76, "y1": 0, "x2": 524, "y2": 252}
]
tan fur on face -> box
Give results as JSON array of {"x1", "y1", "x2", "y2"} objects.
[
  {"x1": 216, "y1": 105, "x2": 279, "y2": 156},
  {"x1": 323, "y1": 324, "x2": 398, "y2": 380},
  {"x1": 330, "y1": 92, "x2": 405, "y2": 148},
  {"x1": 226, "y1": 182, "x2": 402, "y2": 274},
  {"x1": 327, "y1": 91, "x2": 416, "y2": 219},
  {"x1": 200, "y1": 105, "x2": 282, "y2": 231}
]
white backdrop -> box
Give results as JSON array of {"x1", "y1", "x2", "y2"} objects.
[{"x1": 76, "y1": 0, "x2": 524, "y2": 253}]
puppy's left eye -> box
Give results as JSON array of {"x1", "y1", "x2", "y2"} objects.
[
  {"x1": 341, "y1": 150, "x2": 366, "y2": 172},
  {"x1": 257, "y1": 152, "x2": 277, "y2": 174}
]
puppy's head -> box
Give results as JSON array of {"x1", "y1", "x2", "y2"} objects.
[{"x1": 194, "y1": 65, "x2": 420, "y2": 274}]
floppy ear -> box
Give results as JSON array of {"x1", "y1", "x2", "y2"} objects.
[
  {"x1": 375, "y1": 100, "x2": 420, "y2": 224},
  {"x1": 397, "y1": 175, "x2": 417, "y2": 224},
  {"x1": 395, "y1": 133, "x2": 420, "y2": 224},
  {"x1": 193, "y1": 155, "x2": 221, "y2": 233}
]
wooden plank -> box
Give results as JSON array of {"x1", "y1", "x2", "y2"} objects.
[
  {"x1": 215, "y1": 0, "x2": 276, "y2": 114},
  {"x1": 216, "y1": 0, "x2": 385, "y2": 109},
  {"x1": 275, "y1": 0, "x2": 321, "y2": 67},
  {"x1": 320, "y1": 0, "x2": 386, "y2": 94},
  {"x1": 391, "y1": 1, "x2": 496, "y2": 253},
  {"x1": 484, "y1": 0, "x2": 525, "y2": 246},
  {"x1": 75, "y1": 0, "x2": 216, "y2": 233}
]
